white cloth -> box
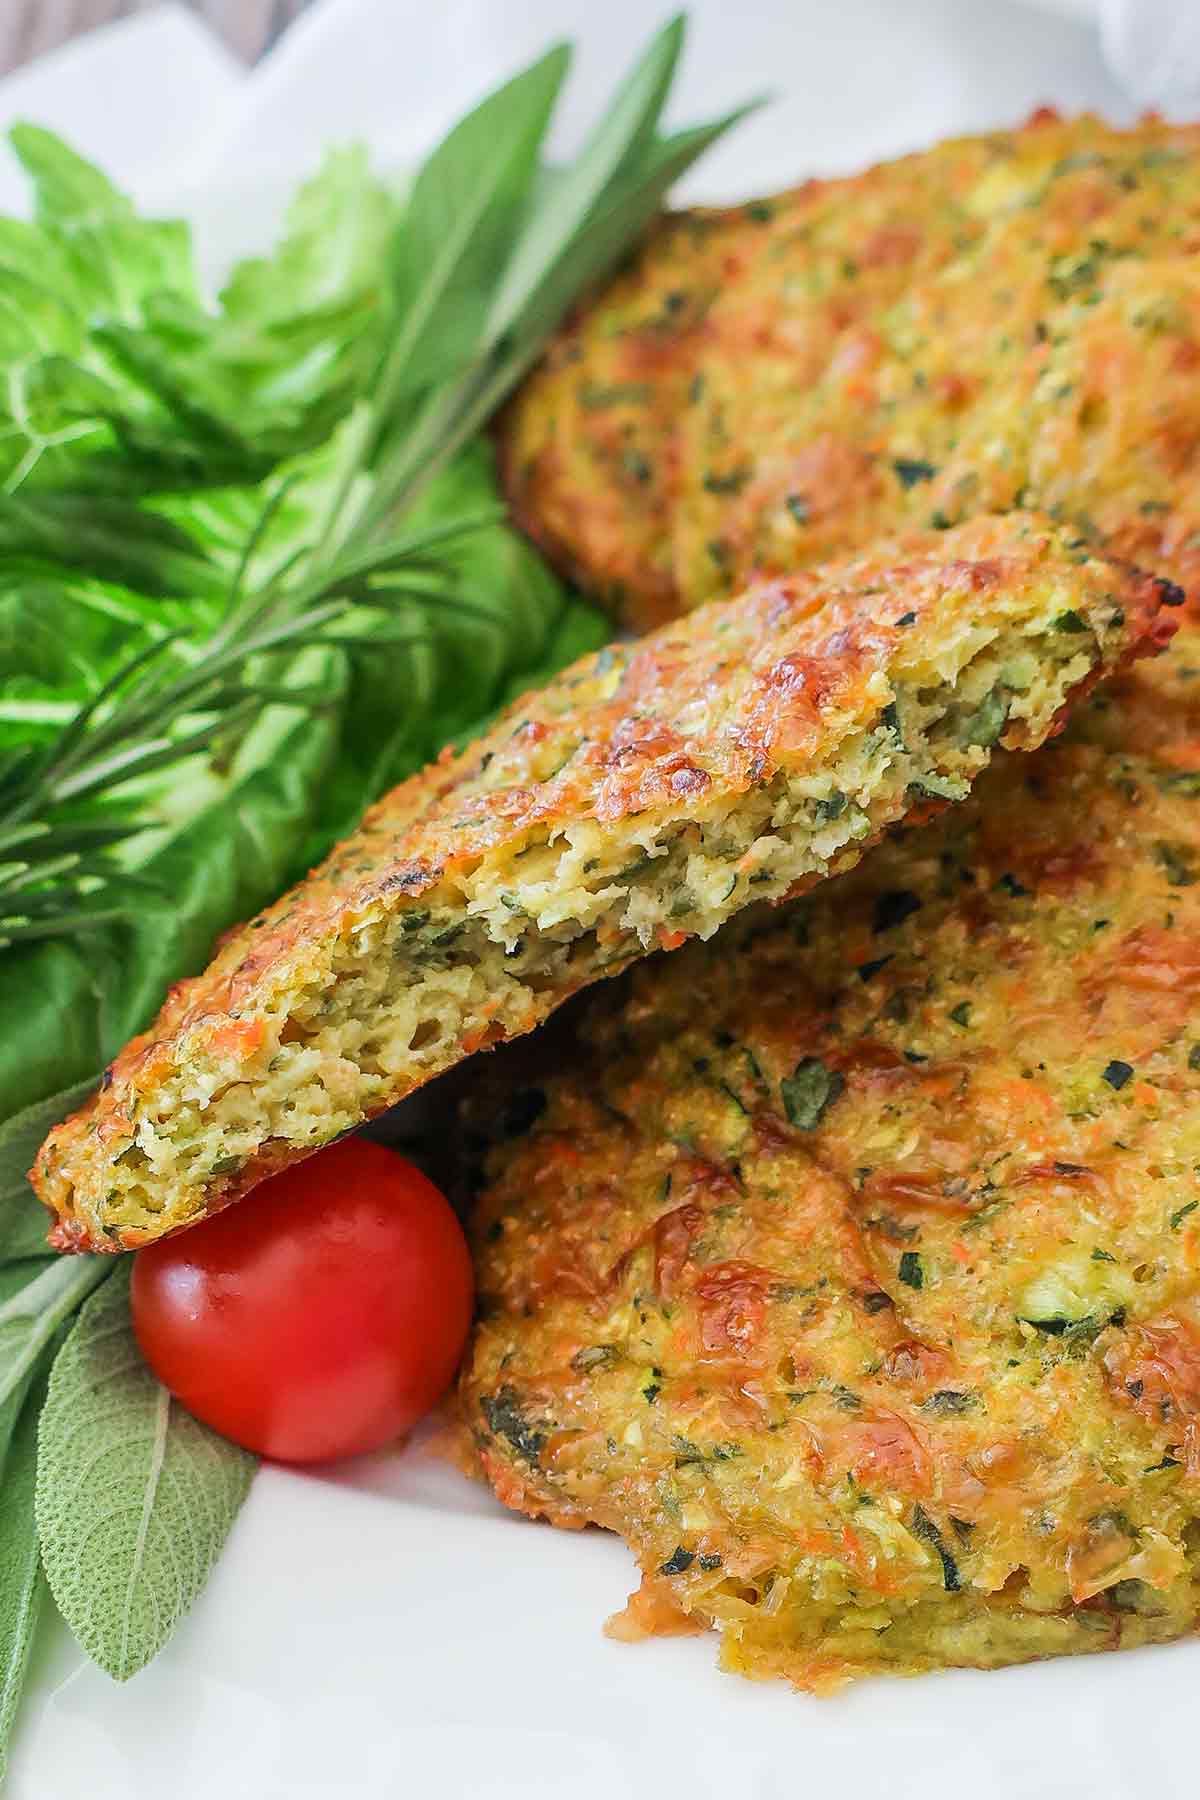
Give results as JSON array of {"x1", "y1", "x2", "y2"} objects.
[
  {"x1": 1, "y1": 7, "x2": 1198, "y2": 1800},
  {"x1": 1100, "y1": 0, "x2": 1200, "y2": 110}
]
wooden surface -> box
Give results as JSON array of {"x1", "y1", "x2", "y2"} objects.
[{"x1": 1, "y1": 0, "x2": 315, "y2": 75}]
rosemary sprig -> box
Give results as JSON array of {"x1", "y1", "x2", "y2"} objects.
[
  {"x1": 0, "y1": 503, "x2": 494, "y2": 945},
  {"x1": 0, "y1": 13, "x2": 755, "y2": 952},
  {"x1": 0, "y1": 15, "x2": 759, "y2": 1765}
]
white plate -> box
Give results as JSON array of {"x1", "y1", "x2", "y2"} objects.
[{"x1": 6, "y1": 3, "x2": 1196, "y2": 1796}]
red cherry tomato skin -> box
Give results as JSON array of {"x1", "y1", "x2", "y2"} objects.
[{"x1": 130, "y1": 1137, "x2": 474, "y2": 1465}]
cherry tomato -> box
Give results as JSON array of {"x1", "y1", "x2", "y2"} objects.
[{"x1": 130, "y1": 1137, "x2": 474, "y2": 1464}]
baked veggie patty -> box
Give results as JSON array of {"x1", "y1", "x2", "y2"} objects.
[
  {"x1": 32, "y1": 513, "x2": 1173, "y2": 1251},
  {"x1": 463, "y1": 618, "x2": 1200, "y2": 1690},
  {"x1": 500, "y1": 111, "x2": 1200, "y2": 629}
]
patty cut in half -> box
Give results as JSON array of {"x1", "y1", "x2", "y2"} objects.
[
  {"x1": 500, "y1": 112, "x2": 1200, "y2": 629},
  {"x1": 463, "y1": 619, "x2": 1200, "y2": 1692},
  {"x1": 33, "y1": 512, "x2": 1175, "y2": 1251}
]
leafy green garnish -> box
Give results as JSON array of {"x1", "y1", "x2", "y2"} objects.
[
  {"x1": 35, "y1": 1264, "x2": 254, "y2": 1681},
  {"x1": 0, "y1": 11, "x2": 755, "y2": 1748},
  {"x1": 0, "y1": 12, "x2": 749, "y2": 964},
  {"x1": 0, "y1": 127, "x2": 389, "y2": 497},
  {"x1": 361, "y1": 17, "x2": 760, "y2": 523},
  {"x1": 0, "y1": 1259, "x2": 109, "y2": 1412},
  {"x1": 0, "y1": 1353, "x2": 49, "y2": 1785},
  {"x1": 0, "y1": 1079, "x2": 97, "y2": 1264}
]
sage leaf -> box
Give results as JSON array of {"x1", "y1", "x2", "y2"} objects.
[
  {"x1": 0, "y1": 1355, "x2": 52, "y2": 1784},
  {"x1": 0, "y1": 1077, "x2": 98, "y2": 1263},
  {"x1": 485, "y1": 15, "x2": 687, "y2": 340},
  {"x1": 478, "y1": 103, "x2": 761, "y2": 398},
  {"x1": 0, "y1": 1258, "x2": 109, "y2": 1411},
  {"x1": 36, "y1": 1264, "x2": 255, "y2": 1681},
  {"x1": 364, "y1": 19, "x2": 756, "y2": 523},
  {"x1": 375, "y1": 43, "x2": 569, "y2": 431}
]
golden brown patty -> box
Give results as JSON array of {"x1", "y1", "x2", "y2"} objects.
[
  {"x1": 500, "y1": 111, "x2": 1200, "y2": 630},
  {"x1": 464, "y1": 621, "x2": 1200, "y2": 1691},
  {"x1": 32, "y1": 513, "x2": 1173, "y2": 1251}
]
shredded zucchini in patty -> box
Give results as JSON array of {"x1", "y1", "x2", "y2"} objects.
[
  {"x1": 464, "y1": 619, "x2": 1200, "y2": 1691},
  {"x1": 32, "y1": 511, "x2": 1174, "y2": 1250}
]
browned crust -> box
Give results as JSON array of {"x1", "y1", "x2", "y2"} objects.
[
  {"x1": 31, "y1": 515, "x2": 1177, "y2": 1251},
  {"x1": 498, "y1": 109, "x2": 1200, "y2": 629}
]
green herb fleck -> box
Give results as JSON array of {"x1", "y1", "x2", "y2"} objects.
[
  {"x1": 1155, "y1": 842, "x2": 1196, "y2": 887},
  {"x1": 781, "y1": 1057, "x2": 845, "y2": 1130},
  {"x1": 960, "y1": 685, "x2": 1009, "y2": 749},
  {"x1": 920, "y1": 1390, "x2": 977, "y2": 1416},
  {"x1": 859, "y1": 955, "x2": 892, "y2": 982},
  {"x1": 480, "y1": 1386, "x2": 545, "y2": 1465},
  {"x1": 996, "y1": 872, "x2": 1029, "y2": 898},
  {"x1": 893, "y1": 457, "x2": 937, "y2": 489},
  {"x1": 910, "y1": 1503, "x2": 961, "y2": 1590},
  {"x1": 873, "y1": 889, "x2": 921, "y2": 934},
  {"x1": 909, "y1": 772, "x2": 967, "y2": 802},
  {"x1": 814, "y1": 789, "x2": 847, "y2": 823},
  {"x1": 580, "y1": 381, "x2": 652, "y2": 410},
  {"x1": 703, "y1": 467, "x2": 750, "y2": 494}
]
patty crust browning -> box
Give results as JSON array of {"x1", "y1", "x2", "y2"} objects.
[
  {"x1": 464, "y1": 621, "x2": 1200, "y2": 1690},
  {"x1": 32, "y1": 513, "x2": 1172, "y2": 1251},
  {"x1": 500, "y1": 111, "x2": 1200, "y2": 629}
]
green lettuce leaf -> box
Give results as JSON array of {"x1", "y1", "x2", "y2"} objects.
[{"x1": 1, "y1": 127, "x2": 400, "y2": 500}]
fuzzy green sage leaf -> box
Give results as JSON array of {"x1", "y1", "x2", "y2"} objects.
[
  {"x1": 0, "y1": 1353, "x2": 52, "y2": 1784},
  {"x1": 36, "y1": 1264, "x2": 255, "y2": 1681},
  {"x1": 0, "y1": 1258, "x2": 109, "y2": 1413}
]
